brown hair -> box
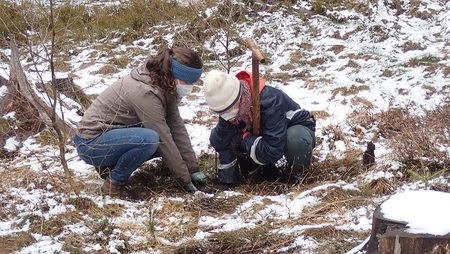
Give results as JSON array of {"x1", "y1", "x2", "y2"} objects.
[{"x1": 146, "y1": 47, "x2": 203, "y2": 94}]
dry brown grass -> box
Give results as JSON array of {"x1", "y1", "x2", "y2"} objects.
[
  {"x1": 7, "y1": 92, "x2": 45, "y2": 141},
  {"x1": 302, "y1": 186, "x2": 373, "y2": 221},
  {"x1": 377, "y1": 105, "x2": 450, "y2": 172},
  {"x1": 2, "y1": 1, "x2": 450, "y2": 253},
  {"x1": 265, "y1": 71, "x2": 305, "y2": 83},
  {"x1": 367, "y1": 177, "x2": 395, "y2": 195},
  {"x1": 331, "y1": 85, "x2": 370, "y2": 98},
  {"x1": 289, "y1": 50, "x2": 304, "y2": 62},
  {"x1": 154, "y1": 198, "x2": 200, "y2": 242},
  {"x1": 351, "y1": 96, "x2": 374, "y2": 109},
  {"x1": 376, "y1": 107, "x2": 407, "y2": 138},
  {"x1": 237, "y1": 182, "x2": 291, "y2": 195},
  {"x1": 1, "y1": 165, "x2": 45, "y2": 189},
  {"x1": 66, "y1": 197, "x2": 103, "y2": 217},
  {"x1": 430, "y1": 183, "x2": 450, "y2": 193},
  {"x1": 310, "y1": 0, "x2": 374, "y2": 17},
  {"x1": 0, "y1": 117, "x2": 11, "y2": 144},
  {"x1": 0, "y1": 133, "x2": 431, "y2": 254},
  {"x1": 0, "y1": 232, "x2": 36, "y2": 254},
  {"x1": 369, "y1": 104, "x2": 450, "y2": 191},
  {"x1": 305, "y1": 149, "x2": 365, "y2": 185},
  {"x1": 195, "y1": 194, "x2": 248, "y2": 216},
  {"x1": 303, "y1": 77, "x2": 333, "y2": 89},
  {"x1": 381, "y1": 69, "x2": 394, "y2": 77},
  {"x1": 406, "y1": 55, "x2": 440, "y2": 67},
  {"x1": 279, "y1": 63, "x2": 296, "y2": 71},
  {"x1": 303, "y1": 226, "x2": 367, "y2": 254},
  {"x1": 189, "y1": 109, "x2": 218, "y2": 127},
  {"x1": 401, "y1": 40, "x2": 425, "y2": 52},
  {"x1": 28, "y1": 214, "x2": 66, "y2": 236},
  {"x1": 1, "y1": 164, "x2": 87, "y2": 197},
  {"x1": 76, "y1": 152, "x2": 379, "y2": 253},
  {"x1": 170, "y1": 224, "x2": 298, "y2": 254},
  {"x1": 310, "y1": 110, "x2": 330, "y2": 120},
  {"x1": 442, "y1": 66, "x2": 450, "y2": 77},
  {"x1": 91, "y1": 65, "x2": 117, "y2": 75},
  {"x1": 60, "y1": 236, "x2": 91, "y2": 254},
  {"x1": 121, "y1": 160, "x2": 191, "y2": 200},
  {"x1": 304, "y1": 56, "x2": 327, "y2": 67},
  {"x1": 330, "y1": 44, "x2": 345, "y2": 54},
  {"x1": 347, "y1": 106, "x2": 375, "y2": 124},
  {"x1": 344, "y1": 52, "x2": 380, "y2": 61},
  {"x1": 35, "y1": 129, "x2": 60, "y2": 147},
  {"x1": 104, "y1": 203, "x2": 126, "y2": 217},
  {"x1": 405, "y1": 0, "x2": 435, "y2": 19}
]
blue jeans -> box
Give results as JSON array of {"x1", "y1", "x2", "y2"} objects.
[{"x1": 73, "y1": 128, "x2": 160, "y2": 184}]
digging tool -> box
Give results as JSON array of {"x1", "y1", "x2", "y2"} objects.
[
  {"x1": 245, "y1": 38, "x2": 265, "y2": 135},
  {"x1": 243, "y1": 39, "x2": 265, "y2": 183}
]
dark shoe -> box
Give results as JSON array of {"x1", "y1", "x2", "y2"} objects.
[
  {"x1": 284, "y1": 164, "x2": 305, "y2": 186},
  {"x1": 218, "y1": 165, "x2": 239, "y2": 185},
  {"x1": 287, "y1": 174, "x2": 301, "y2": 186},
  {"x1": 259, "y1": 164, "x2": 281, "y2": 182},
  {"x1": 101, "y1": 178, "x2": 125, "y2": 197}
]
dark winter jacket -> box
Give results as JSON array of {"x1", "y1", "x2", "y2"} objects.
[{"x1": 210, "y1": 79, "x2": 315, "y2": 166}]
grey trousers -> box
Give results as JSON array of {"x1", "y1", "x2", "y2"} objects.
[{"x1": 284, "y1": 124, "x2": 316, "y2": 176}]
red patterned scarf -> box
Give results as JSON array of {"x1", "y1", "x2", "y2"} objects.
[{"x1": 230, "y1": 81, "x2": 253, "y2": 131}]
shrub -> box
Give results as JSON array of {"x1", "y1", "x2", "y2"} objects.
[{"x1": 379, "y1": 105, "x2": 450, "y2": 173}]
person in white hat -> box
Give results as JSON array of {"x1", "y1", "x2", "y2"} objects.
[{"x1": 203, "y1": 70, "x2": 316, "y2": 186}]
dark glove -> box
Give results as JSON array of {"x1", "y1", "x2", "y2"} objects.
[
  {"x1": 237, "y1": 157, "x2": 258, "y2": 180},
  {"x1": 230, "y1": 132, "x2": 250, "y2": 157},
  {"x1": 191, "y1": 171, "x2": 209, "y2": 188},
  {"x1": 183, "y1": 182, "x2": 198, "y2": 193}
]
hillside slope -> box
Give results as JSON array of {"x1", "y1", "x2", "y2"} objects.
[{"x1": 1, "y1": 0, "x2": 450, "y2": 253}]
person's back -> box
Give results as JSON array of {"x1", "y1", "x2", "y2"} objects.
[{"x1": 259, "y1": 85, "x2": 315, "y2": 131}]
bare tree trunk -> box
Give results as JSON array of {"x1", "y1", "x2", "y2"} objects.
[
  {"x1": 9, "y1": 38, "x2": 73, "y2": 136},
  {"x1": 9, "y1": 36, "x2": 79, "y2": 194}
]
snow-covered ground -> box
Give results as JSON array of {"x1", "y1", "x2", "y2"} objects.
[{"x1": 1, "y1": 0, "x2": 450, "y2": 253}]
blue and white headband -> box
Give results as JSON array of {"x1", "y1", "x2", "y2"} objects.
[{"x1": 171, "y1": 56, "x2": 203, "y2": 83}]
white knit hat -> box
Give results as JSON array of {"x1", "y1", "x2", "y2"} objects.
[{"x1": 203, "y1": 70, "x2": 241, "y2": 113}]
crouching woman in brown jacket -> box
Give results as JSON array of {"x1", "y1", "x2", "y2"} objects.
[{"x1": 73, "y1": 47, "x2": 208, "y2": 197}]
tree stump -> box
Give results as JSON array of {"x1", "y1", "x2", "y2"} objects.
[{"x1": 364, "y1": 204, "x2": 450, "y2": 254}]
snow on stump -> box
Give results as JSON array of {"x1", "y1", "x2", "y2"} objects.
[{"x1": 365, "y1": 190, "x2": 450, "y2": 254}]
